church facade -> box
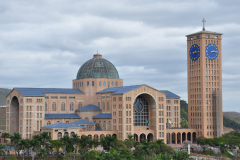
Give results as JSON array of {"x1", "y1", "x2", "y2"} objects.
[{"x1": 6, "y1": 26, "x2": 223, "y2": 144}]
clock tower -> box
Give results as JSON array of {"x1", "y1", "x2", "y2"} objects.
[{"x1": 186, "y1": 19, "x2": 223, "y2": 138}]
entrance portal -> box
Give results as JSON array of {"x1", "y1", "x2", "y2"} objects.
[{"x1": 10, "y1": 96, "x2": 19, "y2": 133}]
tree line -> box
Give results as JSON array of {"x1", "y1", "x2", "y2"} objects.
[{"x1": 0, "y1": 132, "x2": 194, "y2": 160}]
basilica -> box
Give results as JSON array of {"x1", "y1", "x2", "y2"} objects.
[{"x1": 6, "y1": 27, "x2": 223, "y2": 144}]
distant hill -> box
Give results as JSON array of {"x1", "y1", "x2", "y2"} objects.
[
  {"x1": 223, "y1": 112, "x2": 240, "y2": 124},
  {"x1": 0, "y1": 88, "x2": 11, "y2": 106},
  {"x1": 225, "y1": 112, "x2": 240, "y2": 117}
]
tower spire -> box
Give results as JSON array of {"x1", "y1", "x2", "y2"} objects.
[{"x1": 202, "y1": 18, "x2": 206, "y2": 31}]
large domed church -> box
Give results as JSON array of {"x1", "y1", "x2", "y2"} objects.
[{"x1": 6, "y1": 52, "x2": 192, "y2": 144}]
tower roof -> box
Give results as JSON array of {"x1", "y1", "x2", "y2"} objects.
[
  {"x1": 76, "y1": 53, "x2": 119, "y2": 79},
  {"x1": 186, "y1": 30, "x2": 222, "y2": 36}
]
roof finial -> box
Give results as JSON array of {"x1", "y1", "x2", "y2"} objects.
[
  {"x1": 97, "y1": 50, "x2": 98, "y2": 53},
  {"x1": 202, "y1": 18, "x2": 206, "y2": 31}
]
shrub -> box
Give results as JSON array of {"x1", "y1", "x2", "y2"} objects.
[{"x1": 5, "y1": 157, "x2": 17, "y2": 160}]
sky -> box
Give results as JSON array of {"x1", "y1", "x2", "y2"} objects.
[{"x1": 0, "y1": 0, "x2": 239, "y2": 112}]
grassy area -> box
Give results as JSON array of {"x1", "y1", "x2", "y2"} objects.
[
  {"x1": 0, "y1": 107, "x2": 6, "y2": 130},
  {"x1": 223, "y1": 151, "x2": 234, "y2": 158}
]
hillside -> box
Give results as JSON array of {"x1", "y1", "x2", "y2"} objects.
[
  {"x1": 0, "y1": 88, "x2": 11, "y2": 106},
  {"x1": 223, "y1": 112, "x2": 240, "y2": 124}
]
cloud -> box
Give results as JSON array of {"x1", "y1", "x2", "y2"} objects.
[{"x1": 0, "y1": 0, "x2": 239, "y2": 111}]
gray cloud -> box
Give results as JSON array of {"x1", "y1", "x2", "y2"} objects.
[{"x1": 0, "y1": 0, "x2": 239, "y2": 111}]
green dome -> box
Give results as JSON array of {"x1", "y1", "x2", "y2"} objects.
[{"x1": 76, "y1": 55, "x2": 119, "y2": 79}]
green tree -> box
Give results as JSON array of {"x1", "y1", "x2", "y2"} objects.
[
  {"x1": 60, "y1": 135, "x2": 70, "y2": 156},
  {"x1": 123, "y1": 135, "x2": 134, "y2": 149},
  {"x1": 172, "y1": 151, "x2": 190, "y2": 160},
  {"x1": 70, "y1": 133, "x2": 79, "y2": 160},
  {"x1": 104, "y1": 149, "x2": 121, "y2": 160},
  {"x1": 17, "y1": 139, "x2": 28, "y2": 160},
  {"x1": 100, "y1": 136, "x2": 117, "y2": 151},
  {"x1": 92, "y1": 138, "x2": 99, "y2": 150},
  {"x1": 0, "y1": 143, "x2": 5, "y2": 155},
  {"x1": 50, "y1": 140, "x2": 63, "y2": 152},
  {"x1": 79, "y1": 135, "x2": 91, "y2": 153},
  {"x1": 39, "y1": 132, "x2": 51, "y2": 148},
  {"x1": 10, "y1": 132, "x2": 21, "y2": 156},
  {"x1": 84, "y1": 150, "x2": 100, "y2": 160},
  {"x1": 1, "y1": 132, "x2": 10, "y2": 144},
  {"x1": 38, "y1": 148, "x2": 47, "y2": 160},
  {"x1": 120, "y1": 148, "x2": 134, "y2": 160},
  {"x1": 154, "y1": 154, "x2": 172, "y2": 160},
  {"x1": 30, "y1": 138, "x2": 41, "y2": 160},
  {"x1": 219, "y1": 142, "x2": 226, "y2": 158}
]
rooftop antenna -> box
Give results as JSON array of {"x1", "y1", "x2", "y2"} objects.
[{"x1": 202, "y1": 18, "x2": 206, "y2": 31}]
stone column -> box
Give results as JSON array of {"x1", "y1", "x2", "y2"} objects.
[
  {"x1": 169, "y1": 133, "x2": 172, "y2": 144},
  {"x1": 179, "y1": 133, "x2": 182, "y2": 144},
  {"x1": 175, "y1": 133, "x2": 177, "y2": 144}
]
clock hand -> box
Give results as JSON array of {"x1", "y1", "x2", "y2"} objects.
[{"x1": 210, "y1": 50, "x2": 218, "y2": 53}]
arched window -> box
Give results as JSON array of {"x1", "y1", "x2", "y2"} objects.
[
  {"x1": 108, "y1": 81, "x2": 110, "y2": 87},
  {"x1": 85, "y1": 117, "x2": 89, "y2": 121},
  {"x1": 61, "y1": 102, "x2": 65, "y2": 111},
  {"x1": 115, "y1": 81, "x2": 118, "y2": 87},
  {"x1": 66, "y1": 121, "x2": 69, "y2": 124},
  {"x1": 107, "y1": 102, "x2": 110, "y2": 110},
  {"x1": 57, "y1": 132, "x2": 62, "y2": 139},
  {"x1": 47, "y1": 121, "x2": 51, "y2": 125},
  {"x1": 52, "y1": 102, "x2": 56, "y2": 111},
  {"x1": 99, "y1": 81, "x2": 102, "y2": 86},
  {"x1": 78, "y1": 102, "x2": 82, "y2": 109},
  {"x1": 98, "y1": 102, "x2": 100, "y2": 108},
  {"x1": 70, "y1": 102, "x2": 74, "y2": 111},
  {"x1": 102, "y1": 102, "x2": 105, "y2": 110},
  {"x1": 103, "y1": 81, "x2": 106, "y2": 86},
  {"x1": 111, "y1": 81, "x2": 114, "y2": 87},
  {"x1": 70, "y1": 132, "x2": 75, "y2": 138},
  {"x1": 64, "y1": 132, "x2": 69, "y2": 137}
]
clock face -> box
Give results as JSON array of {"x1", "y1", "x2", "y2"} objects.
[
  {"x1": 189, "y1": 44, "x2": 200, "y2": 61},
  {"x1": 205, "y1": 43, "x2": 219, "y2": 60},
  {"x1": 134, "y1": 101, "x2": 143, "y2": 112}
]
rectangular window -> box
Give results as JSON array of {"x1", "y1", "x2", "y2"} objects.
[
  {"x1": 92, "y1": 81, "x2": 94, "y2": 86},
  {"x1": 69, "y1": 96, "x2": 75, "y2": 99},
  {"x1": 87, "y1": 81, "x2": 89, "y2": 86},
  {"x1": 190, "y1": 37, "x2": 193, "y2": 40},
  {"x1": 214, "y1": 36, "x2": 218, "y2": 39},
  {"x1": 206, "y1": 35, "x2": 209, "y2": 38},
  {"x1": 51, "y1": 96, "x2": 58, "y2": 99}
]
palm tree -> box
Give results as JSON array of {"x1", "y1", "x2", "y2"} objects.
[
  {"x1": 1, "y1": 132, "x2": 10, "y2": 144},
  {"x1": 100, "y1": 136, "x2": 117, "y2": 152},
  {"x1": 79, "y1": 135, "x2": 91, "y2": 153},
  {"x1": 17, "y1": 139, "x2": 28, "y2": 160},
  {"x1": 38, "y1": 148, "x2": 47, "y2": 160},
  {"x1": 71, "y1": 133, "x2": 80, "y2": 160},
  {"x1": 39, "y1": 132, "x2": 51, "y2": 148},
  {"x1": 60, "y1": 135, "x2": 70, "y2": 156},
  {"x1": 0, "y1": 144, "x2": 6, "y2": 156},
  {"x1": 92, "y1": 138, "x2": 99, "y2": 150},
  {"x1": 219, "y1": 142, "x2": 226, "y2": 158},
  {"x1": 30, "y1": 138, "x2": 40, "y2": 160},
  {"x1": 10, "y1": 132, "x2": 21, "y2": 156}
]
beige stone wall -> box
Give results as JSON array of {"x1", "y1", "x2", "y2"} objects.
[
  {"x1": 72, "y1": 78, "x2": 123, "y2": 106},
  {"x1": 166, "y1": 98, "x2": 181, "y2": 128}
]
